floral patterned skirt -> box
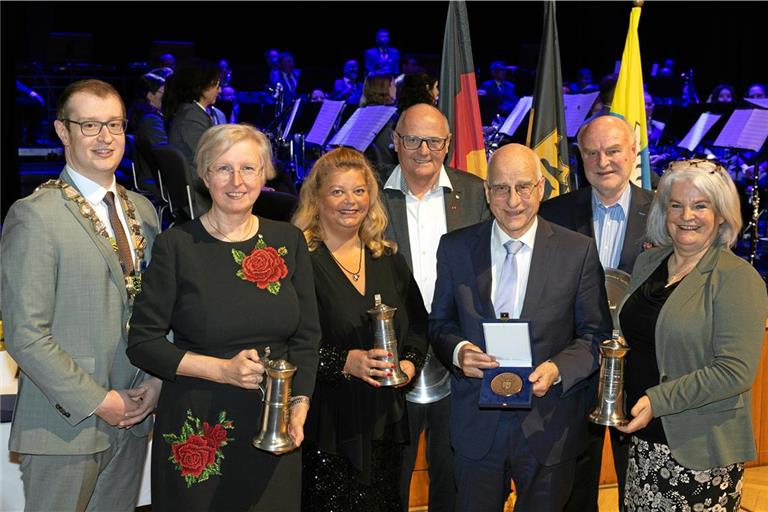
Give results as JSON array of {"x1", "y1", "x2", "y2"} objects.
[{"x1": 624, "y1": 436, "x2": 744, "y2": 512}]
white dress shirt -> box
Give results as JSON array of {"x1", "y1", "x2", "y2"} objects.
[
  {"x1": 66, "y1": 165, "x2": 136, "y2": 267},
  {"x1": 383, "y1": 164, "x2": 452, "y2": 313},
  {"x1": 452, "y1": 218, "x2": 538, "y2": 367}
]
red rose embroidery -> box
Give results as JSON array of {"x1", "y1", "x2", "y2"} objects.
[
  {"x1": 203, "y1": 421, "x2": 228, "y2": 448},
  {"x1": 163, "y1": 409, "x2": 235, "y2": 487},
  {"x1": 241, "y1": 246, "x2": 288, "y2": 288},
  {"x1": 232, "y1": 236, "x2": 289, "y2": 295},
  {"x1": 171, "y1": 435, "x2": 216, "y2": 478}
]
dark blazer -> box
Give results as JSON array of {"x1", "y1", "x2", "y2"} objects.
[
  {"x1": 538, "y1": 183, "x2": 655, "y2": 274},
  {"x1": 429, "y1": 217, "x2": 612, "y2": 465},
  {"x1": 381, "y1": 166, "x2": 490, "y2": 270},
  {"x1": 331, "y1": 78, "x2": 362, "y2": 106},
  {"x1": 479, "y1": 79, "x2": 518, "y2": 115},
  {"x1": 168, "y1": 102, "x2": 213, "y2": 170},
  {"x1": 364, "y1": 46, "x2": 400, "y2": 75},
  {"x1": 617, "y1": 244, "x2": 768, "y2": 470}
]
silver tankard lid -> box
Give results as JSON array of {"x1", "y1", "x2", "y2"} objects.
[{"x1": 367, "y1": 293, "x2": 397, "y2": 320}]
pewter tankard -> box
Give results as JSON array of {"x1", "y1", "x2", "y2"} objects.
[
  {"x1": 253, "y1": 348, "x2": 297, "y2": 454},
  {"x1": 368, "y1": 294, "x2": 409, "y2": 386},
  {"x1": 589, "y1": 330, "x2": 630, "y2": 426}
]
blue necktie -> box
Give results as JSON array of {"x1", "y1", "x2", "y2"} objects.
[{"x1": 494, "y1": 240, "x2": 524, "y2": 318}]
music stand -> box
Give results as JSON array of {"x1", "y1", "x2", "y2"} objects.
[
  {"x1": 305, "y1": 100, "x2": 345, "y2": 147},
  {"x1": 328, "y1": 106, "x2": 397, "y2": 152},
  {"x1": 676, "y1": 112, "x2": 723, "y2": 153},
  {"x1": 712, "y1": 109, "x2": 768, "y2": 265},
  {"x1": 499, "y1": 96, "x2": 533, "y2": 138},
  {"x1": 564, "y1": 92, "x2": 600, "y2": 137}
]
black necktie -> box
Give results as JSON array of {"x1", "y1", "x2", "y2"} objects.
[{"x1": 103, "y1": 191, "x2": 134, "y2": 275}]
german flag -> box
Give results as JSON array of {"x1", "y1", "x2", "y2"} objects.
[
  {"x1": 526, "y1": 0, "x2": 570, "y2": 199},
  {"x1": 438, "y1": 1, "x2": 487, "y2": 179}
]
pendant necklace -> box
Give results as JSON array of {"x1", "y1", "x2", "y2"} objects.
[
  {"x1": 205, "y1": 214, "x2": 255, "y2": 242},
  {"x1": 330, "y1": 239, "x2": 363, "y2": 281}
]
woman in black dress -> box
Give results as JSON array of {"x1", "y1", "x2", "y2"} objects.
[
  {"x1": 292, "y1": 147, "x2": 427, "y2": 511},
  {"x1": 127, "y1": 124, "x2": 320, "y2": 511}
]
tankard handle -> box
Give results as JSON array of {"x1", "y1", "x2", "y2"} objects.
[{"x1": 256, "y1": 346, "x2": 272, "y2": 398}]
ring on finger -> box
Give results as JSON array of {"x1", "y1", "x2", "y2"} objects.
[{"x1": 369, "y1": 368, "x2": 374, "y2": 377}]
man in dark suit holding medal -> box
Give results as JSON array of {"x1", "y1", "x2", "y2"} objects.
[
  {"x1": 429, "y1": 143, "x2": 612, "y2": 511},
  {"x1": 1, "y1": 79, "x2": 161, "y2": 511}
]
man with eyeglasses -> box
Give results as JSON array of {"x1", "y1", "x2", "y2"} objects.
[
  {"x1": 539, "y1": 114, "x2": 655, "y2": 512},
  {"x1": 381, "y1": 103, "x2": 489, "y2": 512},
  {"x1": 429, "y1": 143, "x2": 612, "y2": 511},
  {"x1": 1, "y1": 79, "x2": 160, "y2": 511}
]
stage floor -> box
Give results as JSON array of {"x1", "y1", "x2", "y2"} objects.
[{"x1": 405, "y1": 465, "x2": 768, "y2": 511}]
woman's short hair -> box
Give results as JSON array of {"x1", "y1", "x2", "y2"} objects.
[
  {"x1": 646, "y1": 159, "x2": 742, "y2": 248},
  {"x1": 194, "y1": 124, "x2": 276, "y2": 181},
  {"x1": 360, "y1": 72, "x2": 395, "y2": 107},
  {"x1": 291, "y1": 147, "x2": 396, "y2": 258}
]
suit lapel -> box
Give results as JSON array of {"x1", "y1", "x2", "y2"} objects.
[
  {"x1": 383, "y1": 189, "x2": 412, "y2": 269},
  {"x1": 575, "y1": 188, "x2": 594, "y2": 237},
  {"x1": 60, "y1": 172, "x2": 128, "y2": 304},
  {"x1": 471, "y1": 220, "x2": 495, "y2": 319},
  {"x1": 520, "y1": 218, "x2": 554, "y2": 318},
  {"x1": 444, "y1": 185, "x2": 463, "y2": 232},
  {"x1": 654, "y1": 245, "x2": 720, "y2": 364},
  {"x1": 619, "y1": 184, "x2": 652, "y2": 272}
]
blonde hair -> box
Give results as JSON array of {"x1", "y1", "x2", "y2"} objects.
[
  {"x1": 646, "y1": 160, "x2": 742, "y2": 248},
  {"x1": 194, "y1": 123, "x2": 276, "y2": 181},
  {"x1": 292, "y1": 147, "x2": 396, "y2": 257}
]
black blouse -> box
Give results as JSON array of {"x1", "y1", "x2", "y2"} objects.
[
  {"x1": 303, "y1": 243, "x2": 427, "y2": 483},
  {"x1": 620, "y1": 255, "x2": 678, "y2": 444},
  {"x1": 126, "y1": 217, "x2": 321, "y2": 397}
]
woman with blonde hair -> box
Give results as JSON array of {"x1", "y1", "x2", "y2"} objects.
[
  {"x1": 293, "y1": 147, "x2": 427, "y2": 511},
  {"x1": 615, "y1": 159, "x2": 768, "y2": 511},
  {"x1": 128, "y1": 123, "x2": 320, "y2": 511}
]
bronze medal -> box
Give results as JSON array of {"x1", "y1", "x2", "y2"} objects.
[{"x1": 490, "y1": 372, "x2": 523, "y2": 396}]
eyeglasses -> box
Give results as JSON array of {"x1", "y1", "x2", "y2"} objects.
[
  {"x1": 61, "y1": 119, "x2": 128, "y2": 137},
  {"x1": 395, "y1": 131, "x2": 450, "y2": 151},
  {"x1": 207, "y1": 164, "x2": 263, "y2": 182},
  {"x1": 664, "y1": 158, "x2": 726, "y2": 175},
  {"x1": 488, "y1": 179, "x2": 543, "y2": 200}
]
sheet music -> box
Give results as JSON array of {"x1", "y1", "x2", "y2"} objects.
[
  {"x1": 305, "y1": 100, "x2": 345, "y2": 146},
  {"x1": 745, "y1": 98, "x2": 768, "y2": 109},
  {"x1": 714, "y1": 109, "x2": 768, "y2": 152},
  {"x1": 328, "y1": 105, "x2": 397, "y2": 151},
  {"x1": 499, "y1": 96, "x2": 532, "y2": 137},
  {"x1": 564, "y1": 92, "x2": 600, "y2": 137},
  {"x1": 677, "y1": 112, "x2": 722, "y2": 152},
  {"x1": 281, "y1": 98, "x2": 302, "y2": 141}
]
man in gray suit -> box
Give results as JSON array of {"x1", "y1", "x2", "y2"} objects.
[
  {"x1": 381, "y1": 103, "x2": 489, "y2": 511},
  {"x1": 1, "y1": 79, "x2": 161, "y2": 512},
  {"x1": 539, "y1": 114, "x2": 655, "y2": 512}
]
